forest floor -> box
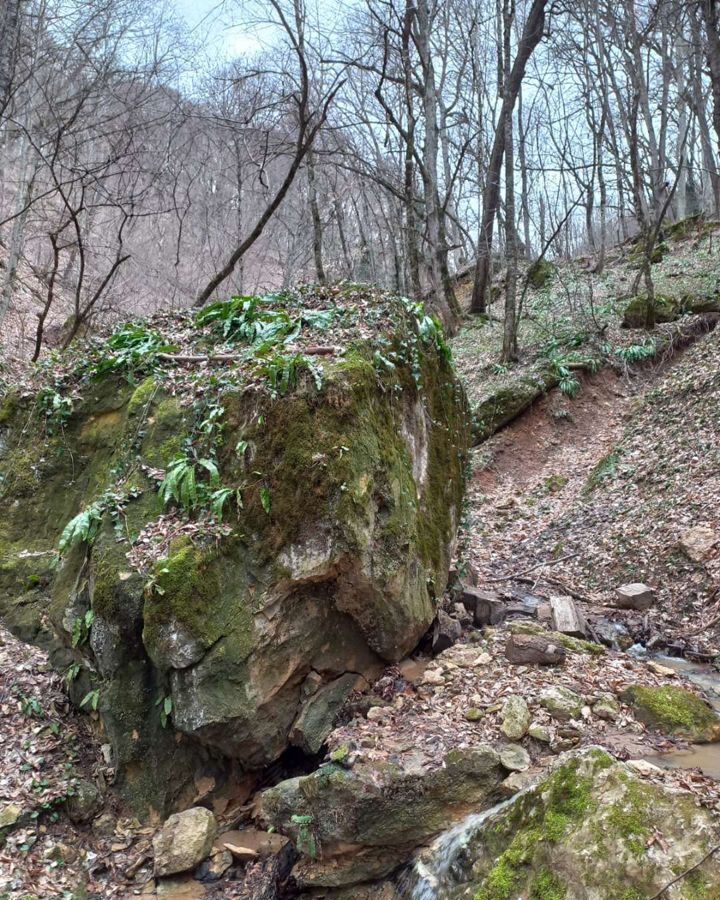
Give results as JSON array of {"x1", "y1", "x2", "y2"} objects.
[{"x1": 1, "y1": 223, "x2": 720, "y2": 898}]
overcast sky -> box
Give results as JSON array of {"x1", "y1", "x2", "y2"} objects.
[{"x1": 174, "y1": 0, "x2": 278, "y2": 59}]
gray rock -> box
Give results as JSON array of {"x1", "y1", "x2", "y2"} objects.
[
  {"x1": 528, "y1": 723, "x2": 551, "y2": 742},
  {"x1": 195, "y1": 849, "x2": 233, "y2": 882},
  {"x1": 499, "y1": 744, "x2": 531, "y2": 771},
  {"x1": 260, "y1": 745, "x2": 504, "y2": 889},
  {"x1": 539, "y1": 686, "x2": 583, "y2": 721},
  {"x1": 500, "y1": 695, "x2": 531, "y2": 740},
  {"x1": 153, "y1": 807, "x2": 217, "y2": 877},
  {"x1": 593, "y1": 693, "x2": 620, "y2": 721},
  {"x1": 615, "y1": 583, "x2": 655, "y2": 611},
  {"x1": 289, "y1": 673, "x2": 361, "y2": 754},
  {"x1": 65, "y1": 779, "x2": 103, "y2": 825},
  {"x1": 432, "y1": 610, "x2": 462, "y2": 654},
  {"x1": 465, "y1": 589, "x2": 506, "y2": 627}
]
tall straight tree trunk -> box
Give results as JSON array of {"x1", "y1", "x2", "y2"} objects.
[
  {"x1": 502, "y1": 1, "x2": 519, "y2": 362},
  {"x1": 306, "y1": 148, "x2": 325, "y2": 283},
  {"x1": 471, "y1": 0, "x2": 547, "y2": 314},
  {"x1": 701, "y1": 0, "x2": 720, "y2": 156}
]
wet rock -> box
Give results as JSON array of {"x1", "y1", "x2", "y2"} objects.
[
  {"x1": 432, "y1": 610, "x2": 462, "y2": 654},
  {"x1": 593, "y1": 619, "x2": 633, "y2": 650},
  {"x1": 431, "y1": 748, "x2": 720, "y2": 897},
  {"x1": 462, "y1": 588, "x2": 505, "y2": 626},
  {"x1": 65, "y1": 779, "x2": 103, "y2": 825},
  {"x1": 505, "y1": 633, "x2": 566, "y2": 666},
  {"x1": 615, "y1": 583, "x2": 655, "y2": 611},
  {"x1": 646, "y1": 660, "x2": 676, "y2": 677},
  {"x1": 153, "y1": 807, "x2": 217, "y2": 877},
  {"x1": 259, "y1": 745, "x2": 504, "y2": 889},
  {"x1": 500, "y1": 744, "x2": 531, "y2": 771},
  {"x1": 679, "y1": 526, "x2": 718, "y2": 563},
  {"x1": 621, "y1": 684, "x2": 720, "y2": 742},
  {"x1": 194, "y1": 849, "x2": 233, "y2": 882},
  {"x1": 592, "y1": 693, "x2": 620, "y2": 721},
  {"x1": 500, "y1": 695, "x2": 531, "y2": 740},
  {"x1": 500, "y1": 769, "x2": 537, "y2": 796},
  {"x1": 156, "y1": 876, "x2": 207, "y2": 899},
  {"x1": 539, "y1": 686, "x2": 583, "y2": 721},
  {"x1": 289, "y1": 673, "x2": 362, "y2": 754}
]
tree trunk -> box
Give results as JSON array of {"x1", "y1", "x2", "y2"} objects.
[
  {"x1": 306, "y1": 148, "x2": 326, "y2": 284},
  {"x1": 701, "y1": 0, "x2": 720, "y2": 156},
  {"x1": 470, "y1": 0, "x2": 547, "y2": 314}
]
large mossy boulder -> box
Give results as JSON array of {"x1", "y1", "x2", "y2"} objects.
[
  {"x1": 412, "y1": 748, "x2": 720, "y2": 899},
  {"x1": 259, "y1": 745, "x2": 505, "y2": 890},
  {"x1": 622, "y1": 294, "x2": 679, "y2": 329},
  {"x1": 0, "y1": 286, "x2": 470, "y2": 815},
  {"x1": 621, "y1": 684, "x2": 720, "y2": 743}
]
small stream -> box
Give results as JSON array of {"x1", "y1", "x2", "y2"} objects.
[
  {"x1": 643, "y1": 654, "x2": 720, "y2": 779},
  {"x1": 406, "y1": 797, "x2": 516, "y2": 900}
]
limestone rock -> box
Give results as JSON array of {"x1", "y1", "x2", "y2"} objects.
[
  {"x1": 539, "y1": 686, "x2": 583, "y2": 721},
  {"x1": 194, "y1": 850, "x2": 232, "y2": 883},
  {"x1": 153, "y1": 807, "x2": 217, "y2": 877},
  {"x1": 500, "y1": 695, "x2": 531, "y2": 740},
  {"x1": 0, "y1": 803, "x2": 22, "y2": 830},
  {"x1": 431, "y1": 610, "x2": 462, "y2": 654},
  {"x1": 0, "y1": 291, "x2": 470, "y2": 813},
  {"x1": 500, "y1": 744, "x2": 531, "y2": 771},
  {"x1": 289, "y1": 673, "x2": 361, "y2": 754},
  {"x1": 426, "y1": 748, "x2": 720, "y2": 898},
  {"x1": 65, "y1": 779, "x2": 103, "y2": 825},
  {"x1": 679, "y1": 526, "x2": 718, "y2": 563},
  {"x1": 259, "y1": 745, "x2": 504, "y2": 889},
  {"x1": 421, "y1": 667, "x2": 445, "y2": 686},
  {"x1": 592, "y1": 693, "x2": 620, "y2": 721},
  {"x1": 528, "y1": 723, "x2": 551, "y2": 742},
  {"x1": 505, "y1": 633, "x2": 566, "y2": 665},
  {"x1": 621, "y1": 684, "x2": 720, "y2": 742},
  {"x1": 615, "y1": 583, "x2": 655, "y2": 611},
  {"x1": 462, "y1": 589, "x2": 505, "y2": 627}
]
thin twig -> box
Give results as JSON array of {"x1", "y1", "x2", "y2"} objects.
[
  {"x1": 484, "y1": 553, "x2": 577, "y2": 584},
  {"x1": 649, "y1": 844, "x2": 720, "y2": 898}
]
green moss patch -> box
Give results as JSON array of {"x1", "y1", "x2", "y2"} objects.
[{"x1": 621, "y1": 684, "x2": 720, "y2": 742}]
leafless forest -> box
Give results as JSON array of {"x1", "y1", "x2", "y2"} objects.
[{"x1": 0, "y1": 0, "x2": 718, "y2": 360}]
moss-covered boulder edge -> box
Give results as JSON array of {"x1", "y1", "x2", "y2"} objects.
[
  {"x1": 0, "y1": 286, "x2": 470, "y2": 815},
  {"x1": 411, "y1": 748, "x2": 720, "y2": 899}
]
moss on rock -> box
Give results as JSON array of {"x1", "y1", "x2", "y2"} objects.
[
  {"x1": 621, "y1": 684, "x2": 720, "y2": 742},
  {"x1": 526, "y1": 258, "x2": 556, "y2": 290},
  {"x1": 438, "y1": 749, "x2": 720, "y2": 900},
  {"x1": 623, "y1": 294, "x2": 679, "y2": 329}
]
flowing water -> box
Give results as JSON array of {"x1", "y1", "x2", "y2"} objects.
[{"x1": 406, "y1": 797, "x2": 516, "y2": 900}]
